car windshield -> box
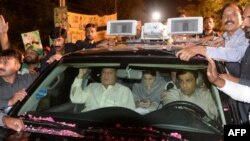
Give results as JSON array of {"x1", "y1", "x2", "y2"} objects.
[{"x1": 15, "y1": 59, "x2": 225, "y2": 140}]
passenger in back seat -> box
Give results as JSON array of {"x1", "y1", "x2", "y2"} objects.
[{"x1": 132, "y1": 70, "x2": 166, "y2": 112}]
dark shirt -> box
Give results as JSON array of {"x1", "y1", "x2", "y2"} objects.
[
  {"x1": 39, "y1": 43, "x2": 77, "y2": 73},
  {"x1": 239, "y1": 44, "x2": 250, "y2": 86},
  {"x1": 236, "y1": 44, "x2": 250, "y2": 123},
  {"x1": 198, "y1": 30, "x2": 220, "y2": 38},
  {"x1": 75, "y1": 39, "x2": 102, "y2": 50},
  {"x1": 225, "y1": 62, "x2": 240, "y2": 77},
  {"x1": 0, "y1": 73, "x2": 37, "y2": 109}
]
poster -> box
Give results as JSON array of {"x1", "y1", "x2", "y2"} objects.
[
  {"x1": 54, "y1": 7, "x2": 117, "y2": 43},
  {"x1": 21, "y1": 30, "x2": 43, "y2": 55}
]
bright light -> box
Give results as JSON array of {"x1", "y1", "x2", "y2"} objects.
[{"x1": 152, "y1": 11, "x2": 161, "y2": 21}]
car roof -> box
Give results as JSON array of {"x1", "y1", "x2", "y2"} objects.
[{"x1": 62, "y1": 47, "x2": 208, "y2": 66}]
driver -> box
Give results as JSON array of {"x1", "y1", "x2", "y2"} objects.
[{"x1": 161, "y1": 70, "x2": 218, "y2": 120}]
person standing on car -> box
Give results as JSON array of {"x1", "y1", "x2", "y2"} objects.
[
  {"x1": 161, "y1": 70, "x2": 218, "y2": 120},
  {"x1": 0, "y1": 48, "x2": 37, "y2": 110},
  {"x1": 132, "y1": 70, "x2": 166, "y2": 112},
  {"x1": 70, "y1": 68, "x2": 136, "y2": 112}
]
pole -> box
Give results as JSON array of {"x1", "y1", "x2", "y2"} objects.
[
  {"x1": 59, "y1": 0, "x2": 65, "y2": 7},
  {"x1": 115, "y1": 0, "x2": 117, "y2": 13}
]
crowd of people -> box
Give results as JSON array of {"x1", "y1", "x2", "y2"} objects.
[{"x1": 0, "y1": 2, "x2": 250, "y2": 132}]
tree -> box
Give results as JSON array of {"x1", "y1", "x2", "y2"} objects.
[
  {"x1": 67, "y1": 0, "x2": 145, "y2": 20},
  {"x1": 182, "y1": 0, "x2": 249, "y2": 31}
]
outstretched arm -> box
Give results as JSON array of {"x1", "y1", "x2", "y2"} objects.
[
  {"x1": 0, "y1": 15, "x2": 10, "y2": 50},
  {"x1": 207, "y1": 58, "x2": 250, "y2": 103}
]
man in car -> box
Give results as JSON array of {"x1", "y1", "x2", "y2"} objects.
[
  {"x1": 161, "y1": 70, "x2": 218, "y2": 120},
  {"x1": 0, "y1": 48, "x2": 37, "y2": 110},
  {"x1": 0, "y1": 113, "x2": 24, "y2": 132},
  {"x1": 70, "y1": 68, "x2": 136, "y2": 112}
]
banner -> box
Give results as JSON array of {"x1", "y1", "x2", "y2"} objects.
[
  {"x1": 54, "y1": 7, "x2": 117, "y2": 43},
  {"x1": 67, "y1": 12, "x2": 117, "y2": 43},
  {"x1": 54, "y1": 7, "x2": 69, "y2": 30}
]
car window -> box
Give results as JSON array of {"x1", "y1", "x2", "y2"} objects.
[{"x1": 18, "y1": 63, "x2": 222, "y2": 117}]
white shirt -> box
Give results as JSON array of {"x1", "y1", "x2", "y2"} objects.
[
  {"x1": 219, "y1": 79, "x2": 250, "y2": 103},
  {"x1": 70, "y1": 78, "x2": 136, "y2": 112},
  {"x1": 206, "y1": 28, "x2": 249, "y2": 62},
  {"x1": 162, "y1": 88, "x2": 218, "y2": 120},
  {"x1": 0, "y1": 113, "x2": 5, "y2": 127}
]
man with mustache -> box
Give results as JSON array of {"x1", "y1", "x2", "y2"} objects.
[
  {"x1": 39, "y1": 27, "x2": 77, "y2": 73},
  {"x1": 0, "y1": 49, "x2": 37, "y2": 111},
  {"x1": 176, "y1": 3, "x2": 248, "y2": 77},
  {"x1": 207, "y1": 3, "x2": 250, "y2": 124}
]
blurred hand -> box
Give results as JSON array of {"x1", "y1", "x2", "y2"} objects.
[
  {"x1": 8, "y1": 88, "x2": 27, "y2": 106},
  {"x1": 46, "y1": 54, "x2": 62, "y2": 64},
  {"x1": 29, "y1": 68, "x2": 39, "y2": 75},
  {"x1": 176, "y1": 46, "x2": 204, "y2": 61},
  {"x1": 77, "y1": 68, "x2": 89, "y2": 78},
  {"x1": 0, "y1": 15, "x2": 8, "y2": 33},
  {"x1": 2, "y1": 116, "x2": 24, "y2": 132},
  {"x1": 207, "y1": 37, "x2": 224, "y2": 47},
  {"x1": 199, "y1": 36, "x2": 214, "y2": 44},
  {"x1": 138, "y1": 99, "x2": 151, "y2": 108},
  {"x1": 206, "y1": 57, "x2": 226, "y2": 88},
  {"x1": 207, "y1": 57, "x2": 219, "y2": 83}
]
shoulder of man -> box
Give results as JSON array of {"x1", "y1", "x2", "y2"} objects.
[{"x1": 18, "y1": 73, "x2": 38, "y2": 82}]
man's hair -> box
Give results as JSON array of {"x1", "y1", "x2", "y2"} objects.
[
  {"x1": 220, "y1": 3, "x2": 243, "y2": 18},
  {"x1": 85, "y1": 23, "x2": 97, "y2": 30},
  {"x1": 203, "y1": 16, "x2": 214, "y2": 22},
  {"x1": 0, "y1": 48, "x2": 22, "y2": 64},
  {"x1": 176, "y1": 11, "x2": 186, "y2": 17},
  {"x1": 176, "y1": 70, "x2": 198, "y2": 79},
  {"x1": 49, "y1": 27, "x2": 67, "y2": 39},
  {"x1": 143, "y1": 69, "x2": 157, "y2": 77}
]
